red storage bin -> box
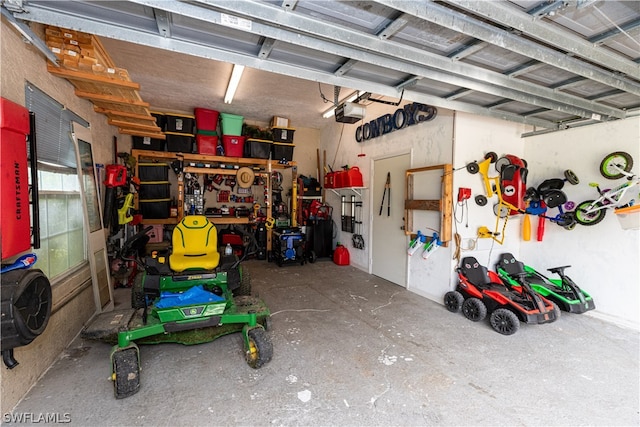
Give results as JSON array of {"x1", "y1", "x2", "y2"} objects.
[
  {"x1": 346, "y1": 166, "x2": 363, "y2": 187},
  {"x1": 194, "y1": 108, "x2": 219, "y2": 132},
  {"x1": 196, "y1": 133, "x2": 219, "y2": 155},
  {"x1": 222, "y1": 135, "x2": 246, "y2": 157}
]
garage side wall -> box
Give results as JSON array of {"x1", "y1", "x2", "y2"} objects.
[
  {"x1": 1, "y1": 20, "x2": 117, "y2": 413},
  {"x1": 521, "y1": 118, "x2": 640, "y2": 329}
]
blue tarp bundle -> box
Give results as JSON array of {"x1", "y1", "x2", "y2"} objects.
[{"x1": 155, "y1": 285, "x2": 225, "y2": 309}]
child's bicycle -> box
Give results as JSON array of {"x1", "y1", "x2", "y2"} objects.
[{"x1": 574, "y1": 151, "x2": 639, "y2": 226}]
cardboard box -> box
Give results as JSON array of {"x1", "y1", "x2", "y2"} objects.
[{"x1": 271, "y1": 116, "x2": 290, "y2": 128}]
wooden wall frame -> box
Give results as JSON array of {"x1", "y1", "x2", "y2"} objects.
[{"x1": 404, "y1": 164, "x2": 453, "y2": 247}]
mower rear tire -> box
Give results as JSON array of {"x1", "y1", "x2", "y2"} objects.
[
  {"x1": 131, "y1": 273, "x2": 145, "y2": 309},
  {"x1": 462, "y1": 298, "x2": 487, "y2": 322},
  {"x1": 444, "y1": 291, "x2": 464, "y2": 313},
  {"x1": 112, "y1": 347, "x2": 140, "y2": 399},
  {"x1": 489, "y1": 308, "x2": 520, "y2": 335},
  {"x1": 234, "y1": 268, "x2": 252, "y2": 297},
  {"x1": 245, "y1": 327, "x2": 272, "y2": 369}
]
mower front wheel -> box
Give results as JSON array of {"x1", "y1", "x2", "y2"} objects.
[
  {"x1": 444, "y1": 291, "x2": 464, "y2": 313},
  {"x1": 462, "y1": 298, "x2": 487, "y2": 322},
  {"x1": 245, "y1": 327, "x2": 273, "y2": 369},
  {"x1": 489, "y1": 308, "x2": 520, "y2": 335},
  {"x1": 112, "y1": 346, "x2": 140, "y2": 399}
]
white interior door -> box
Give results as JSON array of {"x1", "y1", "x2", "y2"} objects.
[
  {"x1": 72, "y1": 123, "x2": 113, "y2": 311},
  {"x1": 372, "y1": 153, "x2": 411, "y2": 286}
]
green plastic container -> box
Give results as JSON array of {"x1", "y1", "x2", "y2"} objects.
[{"x1": 220, "y1": 112, "x2": 244, "y2": 136}]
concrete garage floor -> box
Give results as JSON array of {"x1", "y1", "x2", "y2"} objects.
[{"x1": 10, "y1": 259, "x2": 640, "y2": 426}]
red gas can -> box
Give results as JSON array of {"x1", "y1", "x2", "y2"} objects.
[
  {"x1": 346, "y1": 166, "x2": 363, "y2": 187},
  {"x1": 333, "y1": 243, "x2": 350, "y2": 266}
]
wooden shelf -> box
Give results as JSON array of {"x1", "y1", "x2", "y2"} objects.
[{"x1": 206, "y1": 217, "x2": 250, "y2": 225}]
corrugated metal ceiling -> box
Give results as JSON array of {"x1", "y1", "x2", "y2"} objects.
[{"x1": 3, "y1": 0, "x2": 639, "y2": 133}]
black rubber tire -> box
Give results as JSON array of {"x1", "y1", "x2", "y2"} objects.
[
  {"x1": 466, "y1": 162, "x2": 479, "y2": 174},
  {"x1": 112, "y1": 347, "x2": 140, "y2": 399},
  {"x1": 489, "y1": 308, "x2": 520, "y2": 335},
  {"x1": 131, "y1": 272, "x2": 146, "y2": 309},
  {"x1": 493, "y1": 203, "x2": 509, "y2": 218},
  {"x1": 551, "y1": 301, "x2": 561, "y2": 322},
  {"x1": 462, "y1": 297, "x2": 487, "y2": 322},
  {"x1": 600, "y1": 151, "x2": 633, "y2": 180},
  {"x1": 556, "y1": 212, "x2": 576, "y2": 229},
  {"x1": 444, "y1": 291, "x2": 464, "y2": 313},
  {"x1": 485, "y1": 152, "x2": 498, "y2": 163},
  {"x1": 245, "y1": 327, "x2": 273, "y2": 369},
  {"x1": 574, "y1": 200, "x2": 606, "y2": 226},
  {"x1": 564, "y1": 169, "x2": 580, "y2": 185},
  {"x1": 475, "y1": 195, "x2": 488, "y2": 206},
  {"x1": 261, "y1": 316, "x2": 272, "y2": 332},
  {"x1": 308, "y1": 250, "x2": 317, "y2": 263},
  {"x1": 234, "y1": 268, "x2": 252, "y2": 297},
  {"x1": 495, "y1": 157, "x2": 511, "y2": 173}
]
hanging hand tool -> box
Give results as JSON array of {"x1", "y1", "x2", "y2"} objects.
[{"x1": 379, "y1": 172, "x2": 391, "y2": 216}]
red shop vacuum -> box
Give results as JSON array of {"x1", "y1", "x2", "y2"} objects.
[{"x1": 1, "y1": 97, "x2": 52, "y2": 369}]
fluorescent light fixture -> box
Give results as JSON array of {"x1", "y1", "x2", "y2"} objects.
[
  {"x1": 224, "y1": 64, "x2": 245, "y2": 104},
  {"x1": 322, "y1": 92, "x2": 359, "y2": 118}
]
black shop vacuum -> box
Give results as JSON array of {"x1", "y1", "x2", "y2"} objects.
[{"x1": 1, "y1": 97, "x2": 52, "y2": 368}]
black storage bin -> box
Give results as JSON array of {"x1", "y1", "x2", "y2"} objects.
[
  {"x1": 271, "y1": 127, "x2": 295, "y2": 143},
  {"x1": 139, "y1": 198, "x2": 170, "y2": 219},
  {"x1": 245, "y1": 139, "x2": 272, "y2": 159},
  {"x1": 132, "y1": 136, "x2": 165, "y2": 151},
  {"x1": 151, "y1": 111, "x2": 166, "y2": 131},
  {"x1": 272, "y1": 142, "x2": 295, "y2": 162},
  {"x1": 165, "y1": 114, "x2": 195, "y2": 134},
  {"x1": 138, "y1": 163, "x2": 169, "y2": 181},
  {"x1": 166, "y1": 132, "x2": 195, "y2": 153},
  {"x1": 139, "y1": 182, "x2": 170, "y2": 199}
]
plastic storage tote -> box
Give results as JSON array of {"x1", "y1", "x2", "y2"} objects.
[{"x1": 220, "y1": 112, "x2": 244, "y2": 136}]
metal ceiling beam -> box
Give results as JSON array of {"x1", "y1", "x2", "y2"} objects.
[
  {"x1": 1, "y1": 5, "x2": 59, "y2": 65},
  {"x1": 376, "y1": 0, "x2": 640, "y2": 95},
  {"x1": 377, "y1": 13, "x2": 410, "y2": 39},
  {"x1": 588, "y1": 17, "x2": 640, "y2": 45},
  {"x1": 153, "y1": 8, "x2": 171, "y2": 38},
  {"x1": 447, "y1": 40, "x2": 487, "y2": 61},
  {"x1": 444, "y1": 0, "x2": 640, "y2": 79},
  {"x1": 258, "y1": 37, "x2": 276, "y2": 59},
  {"x1": 7, "y1": 3, "x2": 558, "y2": 129},
  {"x1": 186, "y1": 0, "x2": 624, "y2": 119}
]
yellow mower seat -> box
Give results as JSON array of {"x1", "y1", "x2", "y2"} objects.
[{"x1": 169, "y1": 215, "x2": 220, "y2": 272}]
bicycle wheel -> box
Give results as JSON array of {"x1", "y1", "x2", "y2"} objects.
[
  {"x1": 574, "y1": 200, "x2": 606, "y2": 226},
  {"x1": 600, "y1": 152, "x2": 633, "y2": 180}
]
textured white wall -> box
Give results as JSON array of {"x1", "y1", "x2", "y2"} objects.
[
  {"x1": 520, "y1": 118, "x2": 640, "y2": 329},
  {"x1": 319, "y1": 101, "x2": 455, "y2": 298},
  {"x1": 319, "y1": 107, "x2": 640, "y2": 330}
]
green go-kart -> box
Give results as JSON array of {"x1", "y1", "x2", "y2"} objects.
[
  {"x1": 496, "y1": 253, "x2": 594, "y2": 314},
  {"x1": 82, "y1": 216, "x2": 272, "y2": 398}
]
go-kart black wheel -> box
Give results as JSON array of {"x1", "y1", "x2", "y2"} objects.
[
  {"x1": 234, "y1": 268, "x2": 252, "y2": 297},
  {"x1": 466, "y1": 162, "x2": 479, "y2": 174},
  {"x1": 131, "y1": 272, "x2": 145, "y2": 309},
  {"x1": 600, "y1": 151, "x2": 633, "y2": 180},
  {"x1": 462, "y1": 298, "x2": 487, "y2": 322},
  {"x1": 112, "y1": 347, "x2": 140, "y2": 399},
  {"x1": 489, "y1": 308, "x2": 520, "y2": 335},
  {"x1": 444, "y1": 291, "x2": 464, "y2": 313},
  {"x1": 574, "y1": 200, "x2": 606, "y2": 226},
  {"x1": 308, "y1": 250, "x2": 317, "y2": 263},
  {"x1": 485, "y1": 152, "x2": 498, "y2": 163},
  {"x1": 556, "y1": 212, "x2": 576, "y2": 229},
  {"x1": 475, "y1": 195, "x2": 488, "y2": 206},
  {"x1": 495, "y1": 157, "x2": 511, "y2": 173},
  {"x1": 564, "y1": 169, "x2": 580, "y2": 185},
  {"x1": 245, "y1": 327, "x2": 272, "y2": 369},
  {"x1": 493, "y1": 204, "x2": 509, "y2": 218},
  {"x1": 551, "y1": 301, "x2": 561, "y2": 322}
]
